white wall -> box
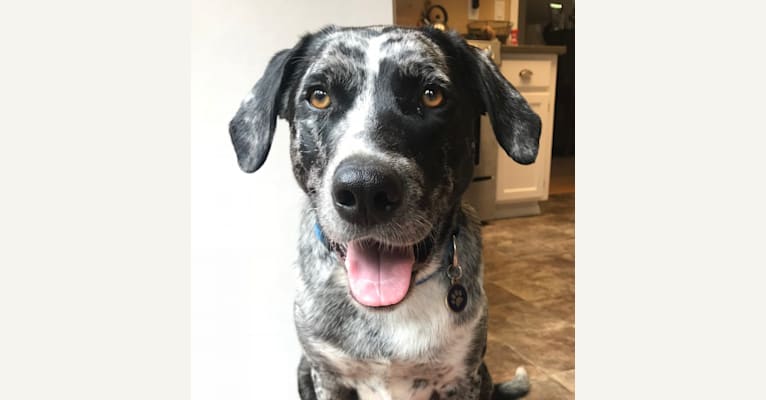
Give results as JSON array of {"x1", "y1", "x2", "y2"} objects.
[{"x1": 191, "y1": 1, "x2": 392, "y2": 399}]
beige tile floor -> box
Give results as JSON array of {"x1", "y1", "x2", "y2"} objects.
[{"x1": 483, "y1": 193, "x2": 575, "y2": 399}]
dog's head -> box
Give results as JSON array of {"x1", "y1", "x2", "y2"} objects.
[{"x1": 230, "y1": 26, "x2": 540, "y2": 307}]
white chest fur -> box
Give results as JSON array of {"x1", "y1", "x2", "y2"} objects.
[{"x1": 307, "y1": 278, "x2": 483, "y2": 400}]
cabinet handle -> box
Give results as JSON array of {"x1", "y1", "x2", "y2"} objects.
[{"x1": 519, "y1": 69, "x2": 533, "y2": 80}]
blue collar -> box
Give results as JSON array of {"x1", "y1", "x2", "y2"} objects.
[
  {"x1": 413, "y1": 263, "x2": 444, "y2": 286},
  {"x1": 313, "y1": 222, "x2": 455, "y2": 287},
  {"x1": 313, "y1": 223, "x2": 327, "y2": 246}
]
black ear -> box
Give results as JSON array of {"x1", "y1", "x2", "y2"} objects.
[
  {"x1": 229, "y1": 49, "x2": 293, "y2": 173},
  {"x1": 468, "y1": 45, "x2": 542, "y2": 165}
]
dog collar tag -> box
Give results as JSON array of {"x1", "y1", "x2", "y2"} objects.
[
  {"x1": 447, "y1": 282, "x2": 468, "y2": 312},
  {"x1": 446, "y1": 235, "x2": 468, "y2": 313}
]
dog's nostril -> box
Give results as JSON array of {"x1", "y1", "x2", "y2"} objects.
[
  {"x1": 373, "y1": 191, "x2": 400, "y2": 212},
  {"x1": 332, "y1": 157, "x2": 404, "y2": 224},
  {"x1": 335, "y1": 189, "x2": 356, "y2": 207}
]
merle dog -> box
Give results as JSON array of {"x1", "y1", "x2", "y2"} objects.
[{"x1": 229, "y1": 25, "x2": 541, "y2": 400}]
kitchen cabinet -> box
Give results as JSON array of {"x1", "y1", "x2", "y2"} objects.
[{"x1": 494, "y1": 51, "x2": 559, "y2": 218}]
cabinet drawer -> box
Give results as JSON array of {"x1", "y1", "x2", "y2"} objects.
[{"x1": 501, "y1": 59, "x2": 552, "y2": 89}]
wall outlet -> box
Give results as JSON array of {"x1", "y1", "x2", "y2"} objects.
[{"x1": 468, "y1": 0, "x2": 479, "y2": 20}]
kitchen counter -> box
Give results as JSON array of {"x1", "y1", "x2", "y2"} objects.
[{"x1": 502, "y1": 44, "x2": 566, "y2": 55}]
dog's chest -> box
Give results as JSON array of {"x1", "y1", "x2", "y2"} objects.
[
  {"x1": 315, "y1": 340, "x2": 470, "y2": 400},
  {"x1": 307, "y1": 280, "x2": 480, "y2": 400}
]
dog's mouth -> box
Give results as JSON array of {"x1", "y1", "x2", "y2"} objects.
[
  {"x1": 328, "y1": 237, "x2": 433, "y2": 308},
  {"x1": 345, "y1": 239, "x2": 414, "y2": 307}
]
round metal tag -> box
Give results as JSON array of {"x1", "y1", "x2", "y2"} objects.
[{"x1": 446, "y1": 283, "x2": 468, "y2": 313}]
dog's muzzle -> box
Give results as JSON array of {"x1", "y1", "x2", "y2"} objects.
[{"x1": 328, "y1": 157, "x2": 418, "y2": 307}]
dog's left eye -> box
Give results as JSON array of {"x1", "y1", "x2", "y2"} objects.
[
  {"x1": 421, "y1": 87, "x2": 444, "y2": 108},
  {"x1": 308, "y1": 88, "x2": 331, "y2": 109}
]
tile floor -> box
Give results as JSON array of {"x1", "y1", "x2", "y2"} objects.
[{"x1": 482, "y1": 193, "x2": 575, "y2": 399}]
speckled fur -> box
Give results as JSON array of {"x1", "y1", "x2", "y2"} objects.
[
  {"x1": 295, "y1": 202, "x2": 492, "y2": 399},
  {"x1": 229, "y1": 25, "x2": 540, "y2": 400}
]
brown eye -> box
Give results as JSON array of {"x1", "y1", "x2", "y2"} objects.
[
  {"x1": 421, "y1": 87, "x2": 443, "y2": 108},
  {"x1": 309, "y1": 89, "x2": 331, "y2": 109}
]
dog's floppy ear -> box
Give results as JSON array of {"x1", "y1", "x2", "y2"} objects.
[
  {"x1": 229, "y1": 49, "x2": 293, "y2": 173},
  {"x1": 468, "y1": 46, "x2": 542, "y2": 165}
]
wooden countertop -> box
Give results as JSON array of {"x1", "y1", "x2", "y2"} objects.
[{"x1": 501, "y1": 44, "x2": 567, "y2": 55}]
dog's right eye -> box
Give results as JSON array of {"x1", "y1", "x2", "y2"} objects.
[
  {"x1": 421, "y1": 87, "x2": 444, "y2": 108},
  {"x1": 308, "y1": 89, "x2": 331, "y2": 110}
]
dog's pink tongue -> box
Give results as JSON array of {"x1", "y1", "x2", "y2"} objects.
[{"x1": 345, "y1": 241, "x2": 415, "y2": 307}]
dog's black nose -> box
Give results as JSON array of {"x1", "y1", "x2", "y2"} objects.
[{"x1": 332, "y1": 158, "x2": 403, "y2": 225}]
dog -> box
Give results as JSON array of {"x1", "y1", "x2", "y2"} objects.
[{"x1": 229, "y1": 25, "x2": 541, "y2": 400}]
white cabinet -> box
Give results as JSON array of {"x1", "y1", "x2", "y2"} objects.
[
  {"x1": 496, "y1": 92, "x2": 551, "y2": 202},
  {"x1": 494, "y1": 52, "x2": 558, "y2": 218}
]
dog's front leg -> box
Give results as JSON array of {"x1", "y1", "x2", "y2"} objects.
[
  {"x1": 310, "y1": 369, "x2": 358, "y2": 400},
  {"x1": 436, "y1": 365, "x2": 493, "y2": 400},
  {"x1": 298, "y1": 356, "x2": 357, "y2": 400},
  {"x1": 297, "y1": 355, "x2": 318, "y2": 400}
]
